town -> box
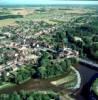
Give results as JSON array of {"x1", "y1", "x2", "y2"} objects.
[{"x1": 0, "y1": 5, "x2": 98, "y2": 100}]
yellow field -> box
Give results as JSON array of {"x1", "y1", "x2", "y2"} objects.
[{"x1": 0, "y1": 19, "x2": 17, "y2": 27}]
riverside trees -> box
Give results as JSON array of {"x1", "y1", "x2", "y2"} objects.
[
  {"x1": 0, "y1": 91, "x2": 59, "y2": 100},
  {"x1": 38, "y1": 52, "x2": 71, "y2": 79}
]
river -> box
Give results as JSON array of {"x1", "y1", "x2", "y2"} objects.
[{"x1": 76, "y1": 64, "x2": 98, "y2": 100}]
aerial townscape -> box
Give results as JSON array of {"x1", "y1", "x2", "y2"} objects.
[{"x1": 0, "y1": 2, "x2": 98, "y2": 100}]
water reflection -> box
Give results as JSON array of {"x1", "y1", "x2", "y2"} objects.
[{"x1": 76, "y1": 65, "x2": 98, "y2": 100}]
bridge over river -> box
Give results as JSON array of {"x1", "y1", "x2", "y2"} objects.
[{"x1": 78, "y1": 58, "x2": 98, "y2": 70}]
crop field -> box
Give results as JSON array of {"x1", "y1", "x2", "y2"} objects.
[{"x1": 0, "y1": 8, "x2": 95, "y2": 27}]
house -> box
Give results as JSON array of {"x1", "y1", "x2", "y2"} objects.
[
  {"x1": 3, "y1": 32, "x2": 12, "y2": 38},
  {"x1": 59, "y1": 47, "x2": 79, "y2": 58},
  {"x1": 74, "y1": 36, "x2": 83, "y2": 42}
]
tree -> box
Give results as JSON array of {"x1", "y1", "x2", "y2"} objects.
[
  {"x1": 38, "y1": 52, "x2": 50, "y2": 67},
  {"x1": 38, "y1": 66, "x2": 47, "y2": 78},
  {"x1": 83, "y1": 37, "x2": 92, "y2": 46},
  {"x1": 1, "y1": 71, "x2": 7, "y2": 82},
  {"x1": 64, "y1": 59, "x2": 71, "y2": 70},
  {"x1": 9, "y1": 92, "x2": 21, "y2": 100},
  {"x1": 69, "y1": 57, "x2": 78, "y2": 65},
  {"x1": 0, "y1": 94, "x2": 8, "y2": 100},
  {"x1": 15, "y1": 73, "x2": 23, "y2": 84},
  {"x1": 41, "y1": 95, "x2": 50, "y2": 100},
  {"x1": 27, "y1": 96, "x2": 34, "y2": 100},
  {"x1": 19, "y1": 90, "x2": 27, "y2": 99},
  {"x1": 75, "y1": 40, "x2": 83, "y2": 48},
  {"x1": 92, "y1": 35, "x2": 98, "y2": 42}
]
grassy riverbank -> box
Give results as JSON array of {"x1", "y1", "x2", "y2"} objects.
[
  {"x1": 0, "y1": 77, "x2": 31, "y2": 90},
  {"x1": 51, "y1": 68, "x2": 77, "y2": 86},
  {"x1": 18, "y1": 77, "x2": 31, "y2": 84},
  {"x1": 0, "y1": 82, "x2": 16, "y2": 90},
  {"x1": 91, "y1": 78, "x2": 98, "y2": 96}
]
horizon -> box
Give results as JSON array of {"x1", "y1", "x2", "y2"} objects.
[{"x1": 0, "y1": 0, "x2": 98, "y2": 5}]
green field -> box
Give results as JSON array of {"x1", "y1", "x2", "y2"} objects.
[{"x1": 0, "y1": 8, "x2": 94, "y2": 27}]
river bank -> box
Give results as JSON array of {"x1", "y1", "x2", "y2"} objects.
[
  {"x1": 76, "y1": 64, "x2": 98, "y2": 100},
  {"x1": 0, "y1": 70, "x2": 74, "y2": 94},
  {"x1": 70, "y1": 66, "x2": 81, "y2": 89},
  {"x1": 0, "y1": 82, "x2": 16, "y2": 90},
  {"x1": 2, "y1": 63, "x2": 96, "y2": 100}
]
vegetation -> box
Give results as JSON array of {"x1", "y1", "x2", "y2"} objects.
[
  {"x1": 87, "y1": 42, "x2": 98, "y2": 59},
  {"x1": 38, "y1": 52, "x2": 71, "y2": 79},
  {"x1": 51, "y1": 69, "x2": 76, "y2": 86},
  {"x1": 91, "y1": 78, "x2": 98, "y2": 96},
  {"x1": 0, "y1": 90, "x2": 59, "y2": 100},
  {"x1": 0, "y1": 47, "x2": 17, "y2": 64},
  {"x1": 0, "y1": 7, "x2": 97, "y2": 99},
  {"x1": 9, "y1": 66, "x2": 35, "y2": 84},
  {"x1": 65, "y1": 15, "x2": 98, "y2": 59},
  {"x1": 0, "y1": 15, "x2": 23, "y2": 20}
]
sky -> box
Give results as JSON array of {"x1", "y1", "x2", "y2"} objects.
[{"x1": 0, "y1": 0, "x2": 98, "y2": 5}]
